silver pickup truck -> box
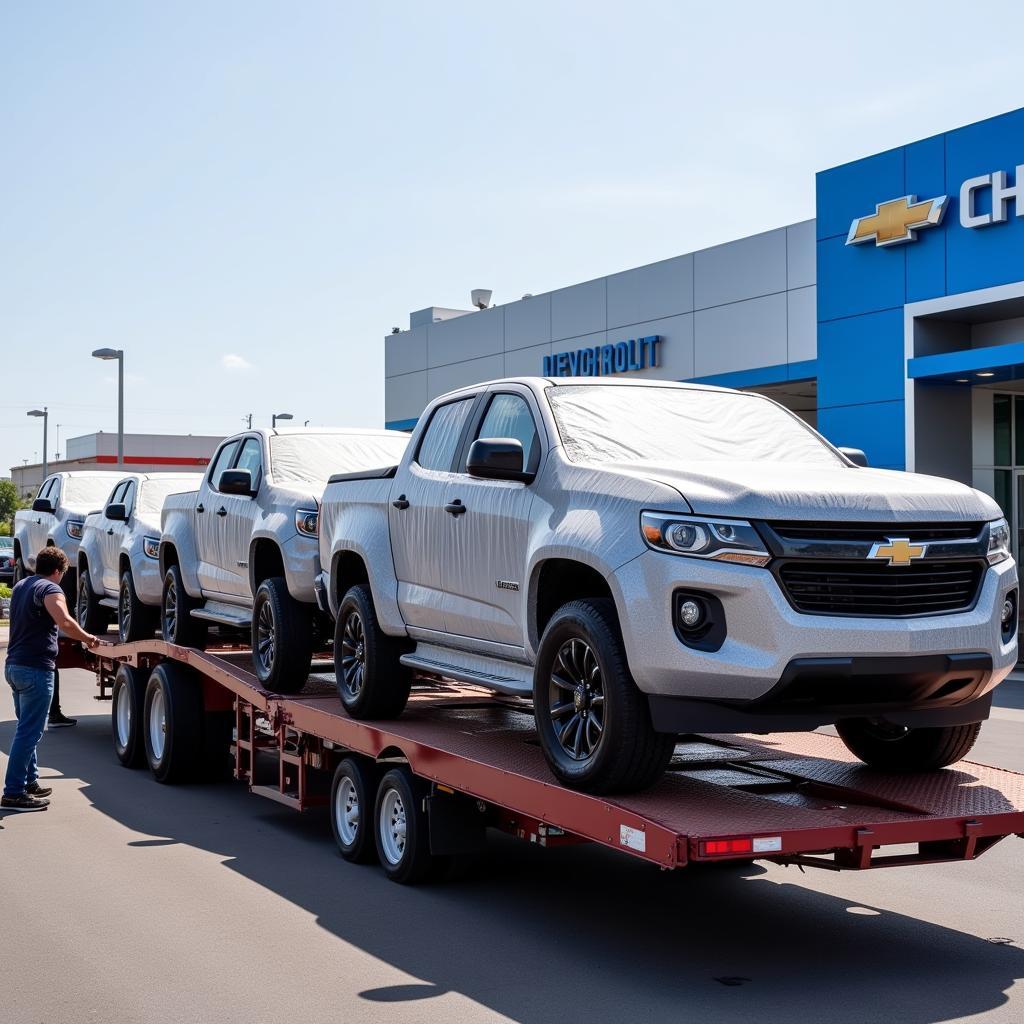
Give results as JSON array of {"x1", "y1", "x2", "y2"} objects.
[
  {"x1": 13, "y1": 471, "x2": 124, "y2": 600},
  {"x1": 318, "y1": 377, "x2": 1018, "y2": 794},
  {"x1": 160, "y1": 428, "x2": 409, "y2": 693}
]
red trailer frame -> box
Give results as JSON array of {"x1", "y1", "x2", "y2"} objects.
[{"x1": 67, "y1": 639, "x2": 1024, "y2": 874}]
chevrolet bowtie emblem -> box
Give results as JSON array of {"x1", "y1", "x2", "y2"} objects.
[
  {"x1": 847, "y1": 194, "x2": 948, "y2": 247},
  {"x1": 868, "y1": 538, "x2": 927, "y2": 566}
]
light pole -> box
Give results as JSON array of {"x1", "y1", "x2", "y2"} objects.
[
  {"x1": 92, "y1": 347, "x2": 124, "y2": 465},
  {"x1": 27, "y1": 408, "x2": 48, "y2": 480},
  {"x1": 272, "y1": 412, "x2": 293, "y2": 429}
]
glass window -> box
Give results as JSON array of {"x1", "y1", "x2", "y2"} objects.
[
  {"x1": 108, "y1": 481, "x2": 128, "y2": 508},
  {"x1": 121, "y1": 480, "x2": 137, "y2": 516},
  {"x1": 415, "y1": 399, "x2": 475, "y2": 471},
  {"x1": 994, "y1": 394, "x2": 1012, "y2": 466},
  {"x1": 234, "y1": 438, "x2": 263, "y2": 484},
  {"x1": 208, "y1": 440, "x2": 241, "y2": 490},
  {"x1": 475, "y1": 394, "x2": 539, "y2": 472},
  {"x1": 37, "y1": 477, "x2": 55, "y2": 500},
  {"x1": 995, "y1": 469, "x2": 1012, "y2": 522}
]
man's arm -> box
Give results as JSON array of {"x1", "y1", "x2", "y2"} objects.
[{"x1": 43, "y1": 592, "x2": 102, "y2": 649}]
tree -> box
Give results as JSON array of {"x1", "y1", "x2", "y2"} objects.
[{"x1": 0, "y1": 479, "x2": 19, "y2": 526}]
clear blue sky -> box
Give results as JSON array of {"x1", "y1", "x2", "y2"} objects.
[{"x1": 2, "y1": 1, "x2": 1021, "y2": 472}]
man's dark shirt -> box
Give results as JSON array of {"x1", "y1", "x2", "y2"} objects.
[{"x1": 7, "y1": 575, "x2": 63, "y2": 671}]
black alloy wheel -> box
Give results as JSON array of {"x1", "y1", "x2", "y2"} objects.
[{"x1": 548, "y1": 637, "x2": 606, "y2": 761}]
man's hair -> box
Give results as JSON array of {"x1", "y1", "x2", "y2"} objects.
[{"x1": 35, "y1": 546, "x2": 69, "y2": 577}]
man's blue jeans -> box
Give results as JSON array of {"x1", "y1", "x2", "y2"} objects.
[{"x1": 4, "y1": 664, "x2": 55, "y2": 798}]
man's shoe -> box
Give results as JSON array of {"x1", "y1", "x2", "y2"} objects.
[
  {"x1": 26, "y1": 782, "x2": 53, "y2": 798},
  {"x1": 1, "y1": 793, "x2": 50, "y2": 812},
  {"x1": 47, "y1": 713, "x2": 77, "y2": 729}
]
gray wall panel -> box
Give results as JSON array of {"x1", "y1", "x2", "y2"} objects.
[
  {"x1": 694, "y1": 228, "x2": 787, "y2": 309},
  {"x1": 427, "y1": 353, "x2": 505, "y2": 396},
  {"x1": 505, "y1": 293, "x2": 551, "y2": 351},
  {"x1": 550, "y1": 278, "x2": 606, "y2": 341},
  {"x1": 385, "y1": 371, "x2": 428, "y2": 424},
  {"x1": 786, "y1": 220, "x2": 816, "y2": 290},
  {"x1": 787, "y1": 285, "x2": 817, "y2": 364},
  {"x1": 694, "y1": 293, "x2": 788, "y2": 377},
  {"x1": 385, "y1": 325, "x2": 428, "y2": 377},
  {"x1": 606, "y1": 254, "x2": 693, "y2": 329},
  {"x1": 504, "y1": 342, "x2": 553, "y2": 378},
  {"x1": 428, "y1": 305, "x2": 503, "y2": 367},
  {"x1": 609, "y1": 313, "x2": 694, "y2": 380}
]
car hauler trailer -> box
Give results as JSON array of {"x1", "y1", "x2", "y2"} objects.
[{"x1": 62, "y1": 639, "x2": 1024, "y2": 885}]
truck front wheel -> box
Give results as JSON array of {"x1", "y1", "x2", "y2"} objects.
[
  {"x1": 119, "y1": 570, "x2": 158, "y2": 643},
  {"x1": 335, "y1": 584, "x2": 411, "y2": 719},
  {"x1": 76, "y1": 568, "x2": 109, "y2": 635},
  {"x1": 161, "y1": 564, "x2": 208, "y2": 650},
  {"x1": 251, "y1": 577, "x2": 313, "y2": 694},
  {"x1": 533, "y1": 598, "x2": 675, "y2": 794},
  {"x1": 837, "y1": 719, "x2": 982, "y2": 772}
]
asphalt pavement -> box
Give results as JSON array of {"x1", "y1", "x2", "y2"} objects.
[{"x1": 1, "y1": 645, "x2": 1022, "y2": 1024}]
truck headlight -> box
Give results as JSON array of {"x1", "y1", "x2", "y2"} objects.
[
  {"x1": 988, "y1": 518, "x2": 1011, "y2": 565},
  {"x1": 66, "y1": 520, "x2": 84, "y2": 539},
  {"x1": 295, "y1": 509, "x2": 319, "y2": 537},
  {"x1": 143, "y1": 536, "x2": 160, "y2": 560},
  {"x1": 641, "y1": 512, "x2": 769, "y2": 566}
]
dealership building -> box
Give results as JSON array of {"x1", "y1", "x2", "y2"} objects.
[{"x1": 385, "y1": 106, "x2": 1024, "y2": 546}]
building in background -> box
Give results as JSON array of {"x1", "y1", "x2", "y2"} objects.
[
  {"x1": 384, "y1": 106, "x2": 1024, "y2": 551},
  {"x1": 11, "y1": 431, "x2": 223, "y2": 498}
]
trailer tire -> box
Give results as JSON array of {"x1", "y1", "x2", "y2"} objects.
[
  {"x1": 374, "y1": 767, "x2": 436, "y2": 884},
  {"x1": 143, "y1": 662, "x2": 204, "y2": 784},
  {"x1": 119, "y1": 570, "x2": 158, "y2": 643},
  {"x1": 76, "y1": 567, "x2": 109, "y2": 635},
  {"x1": 252, "y1": 577, "x2": 312, "y2": 694},
  {"x1": 161, "y1": 564, "x2": 208, "y2": 650},
  {"x1": 112, "y1": 664, "x2": 149, "y2": 768},
  {"x1": 335, "y1": 585, "x2": 412, "y2": 719},
  {"x1": 837, "y1": 719, "x2": 982, "y2": 772},
  {"x1": 330, "y1": 757, "x2": 380, "y2": 863},
  {"x1": 533, "y1": 598, "x2": 675, "y2": 795}
]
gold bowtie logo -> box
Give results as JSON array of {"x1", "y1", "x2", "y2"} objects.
[
  {"x1": 868, "y1": 538, "x2": 927, "y2": 566},
  {"x1": 847, "y1": 195, "x2": 948, "y2": 247}
]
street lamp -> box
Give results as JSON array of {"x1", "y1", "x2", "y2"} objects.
[
  {"x1": 92, "y1": 347, "x2": 124, "y2": 465},
  {"x1": 272, "y1": 412, "x2": 293, "y2": 428},
  {"x1": 27, "y1": 408, "x2": 48, "y2": 480}
]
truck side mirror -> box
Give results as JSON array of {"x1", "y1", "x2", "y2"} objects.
[
  {"x1": 467, "y1": 438, "x2": 534, "y2": 483},
  {"x1": 838, "y1": 447, "x2": 868, "y2": 467},
  {"x1": 32, "y1": 498, "x2": 54, "y2": 514},
  {"x1": 219, "y1": 468, "x2": 257, "y2": 496},
  {"x1": 105, "y1": 503, "x2": 127, "y2": 522}
]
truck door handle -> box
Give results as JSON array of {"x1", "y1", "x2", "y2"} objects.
[
  {"x1": 444, "y1": 499, "x2": 466, "y2": 516},
  {"x1": 216, "y1": 507, "x2": 228, "y2": 517},
  {"x1": 107, "y1": 528, "x2": 114, "y2": 535},
  {"x1": 392, "y1": 495, "x2": 409, "y2": 510},
  {"x1": 196, "y1": 503, "x2": 205, "y2": 513}
]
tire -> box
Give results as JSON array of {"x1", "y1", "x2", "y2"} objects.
[
  {"x1": 373, "y1": 767, "x2": 437, "y2": 884},
  {"x1": 13, "y1": 556, "x2": 27, "y2": 585},
  {"x1": 119, "y1": 570, "x2": 158, "y2": 643},
  {"x1": 143, "y1": 662, "x2": 205, "y2": 783},
  {"x1": 330, "y1": 757, "x2": 380, "y2": 863},
  {"x1": 111, "y1": 664, "x2": 149, "y2": 768},
  {"x1": 334, "y1": 584, "x2": 412, "y2": 719},
  {"x1": 533, "y1": 598, "x2": 675, "y2": 794},
  {"x1": 837, "y1": 719, "x2": 983, "y2": 772},
  {"x1": 251, "y1": 577, "x2": 313, "y2": 694},
  {"x1": 76, "y1": 565, "x2": 108, "y2": 635},
  {"x1": 161, "y1": 564, "x2": 208, "y2": 650},
  {"x1": 61, "y1": 565, "x2": 79, "y2": 606}
]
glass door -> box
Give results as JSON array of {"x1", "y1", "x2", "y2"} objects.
[{"x1": 1015, "y1": 470, "x2": 1024, "y2": 561}]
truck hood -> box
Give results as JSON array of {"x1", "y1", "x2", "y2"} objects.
[{"x1": 614, "y1": 460, "x2": 1002, "y2": 522}]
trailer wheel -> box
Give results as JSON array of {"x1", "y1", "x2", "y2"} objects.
[
  {"x1": 334, "y1": 585, "x2": 411, "y2": 719},
  {"x1": 837, "y1": 719, "x2": 983, "y2": 772},
  {"x1": 119, "y1": 570, "x2": 158, "y2": 643},
  {"x1": 111, "y1": 664, "x2": 149, "y2": 767},
  {"x1": 330, "y1": 757, "x2": 380, "y2": 863},
  {"x1": 374, "y1": 767, "x2": 436, "y2": 884},
  {"x1": 533, "y1": 599, "x2": 675, "y2": 795},
  {"x1": 143, "y1": 662, "x2": 204, "y2": 783},
  {"x1": 251, "y1": 577, "x2": 313, "y2": 694},
  {"x1": 76, "y1": 568, "x2": 108, "y2": 635},
  {"x1": 161, "y1": 564, "x2": 208, "y2": 650}
]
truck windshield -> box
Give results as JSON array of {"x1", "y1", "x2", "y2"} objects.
[
  {"x1": 547, "y1": 385, "x2": 844, "y2": 466},
  {"x1": 64, "y1": 476, "x2": 122, "y2": 508},
  {"x1": 138, "y1": 475, "x2": 202, "y2": 515},
  {"x1": 270, "y1": 434, "x2": 410, "y2": 486}
]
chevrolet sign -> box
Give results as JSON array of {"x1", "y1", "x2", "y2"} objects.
[{"x1": 544, "y1": 335, "x2": 661, "y2": 377}]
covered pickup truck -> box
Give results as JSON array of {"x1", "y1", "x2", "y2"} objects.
[
  {"x1": 318, "y1": 377, "x2": 1018, "y2": 794},
  {"x1": 160, "y1": 428, "x2": 409, "y2": 693},
  {"x1": 77, "y1": 472, "x2": 203, "y2": 642},
  {"x1": 13, "y1": 471, "x2": 124, "y2": 600}
]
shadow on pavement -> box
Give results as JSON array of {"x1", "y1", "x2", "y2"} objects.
[{"x1": 2, "y1": 711, "x2": 1023, "y2": 1024}]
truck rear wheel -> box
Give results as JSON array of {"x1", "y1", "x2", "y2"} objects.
[
  {"x1": 119, "y1": 570, "x2": 158, "y2": 643},
  {"x1": 76, "y1": 567, "x2": 109, "y2": 635},
  {"x1": 330, "y1": 757, "x2": 379, "y2": 863},
  {"x1": 112, "y1": 664, "x2": 149, "y2": 768},
  {"x1": 334, "y1": 584, "x2": 411, "y2": 719},
  {"x1": 837, "y1": 719, "x2": 982, "y2": 772},
  {"x1": 374, "y1": 767, "x2": 437, "y2": 884},
  {"x1": 251, "y1": 577, "x2": 312, "y2": 694},
  {"x1": 533, "y1": 598, "x2": 675, "y2": 794},
  {"x1": 161, "y1": 564, "x2": 207, "y2": 650},
  {"x1": 143, "y1": 662, "x2": 204, "y2": 784}
]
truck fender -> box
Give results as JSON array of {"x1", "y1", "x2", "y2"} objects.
[
  {"x1": 330, "y1": 538, "x2": 406, "y2": 637},
  {"x1": 159, "y1": 521, "x2": 202, "y2": 598}
]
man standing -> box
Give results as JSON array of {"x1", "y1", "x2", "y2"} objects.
[{"x1": 2, "y1": 547, "x2": 102, "y2": 812}]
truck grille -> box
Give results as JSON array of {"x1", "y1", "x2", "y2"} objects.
[
  {"x1": 776, "y1": 560, "x2": 986, "y2": 617},
  {"x1": 770, "y1": 522, "x2": 983, "y2": 543}
]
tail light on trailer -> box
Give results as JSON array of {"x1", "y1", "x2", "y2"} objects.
[{"x1": 700, "y1": 836, "x2": 783, "y2": 857}]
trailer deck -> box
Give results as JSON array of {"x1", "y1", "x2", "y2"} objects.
[{"x1": 68, "y1": 638, "x2": 1024, "y2": 874}]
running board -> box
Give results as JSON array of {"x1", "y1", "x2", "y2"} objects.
[
  {"x1": 401, "y1": 644, "x2": 533, "y2": 696},
  {"x1": 99, "y1": 597, "x2": 119, "y2": 610},
  {"x1": 191, "y1": 602, "x2": 252, "y2": 627}
]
